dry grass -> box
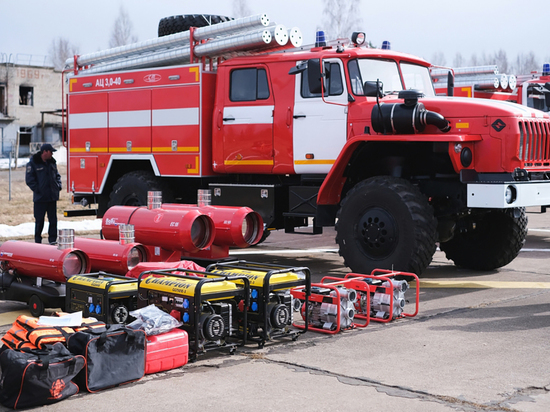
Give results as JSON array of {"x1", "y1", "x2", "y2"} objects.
[{"x1": 0, "y1": 164, "x2": 98, "y2": 241}]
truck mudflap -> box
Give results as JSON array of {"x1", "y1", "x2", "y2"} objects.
[{"x1": 467, "y1": 181, "x2": 550, "y2": 208}]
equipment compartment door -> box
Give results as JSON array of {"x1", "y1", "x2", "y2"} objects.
[
  {"x1": 69, "y1": 156, "x2": 98, "y2": 193},
  {"x1": 292, "y1": 59, "x2": 348, "y2": 174},
  {"x1": 108, "y1": 89, "x2": 152, "y2": 153},
  {"x1": 220, "y1": 66, "x2": 274, "y2": 173},
  {"x1": 152, "y1": 85, "x2": 200, "y2": 154}
]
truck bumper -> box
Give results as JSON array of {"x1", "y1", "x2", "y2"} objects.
[{"x1": 467, "y1": 181, "x2": 550, "y2": 208}]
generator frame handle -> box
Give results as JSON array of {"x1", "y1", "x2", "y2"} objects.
[{"x1": 93, "y1": 271, "x2": 139, "y2": 285}]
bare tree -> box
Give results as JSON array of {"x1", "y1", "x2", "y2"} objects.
[
  {"x1": 232, "y1": 0, "x2": 251, "y2": 18},
  {"x1": 453, "y1": 52, "x2": 464, "y2": 68},
  {"x1": 478, "y1": 51, "x2": 493, "y2": 66},
  {"x1": 470, "y1": 53, "x2": 479, "y2": 66},
  {"x1": 431, "y1": 51, "x2": 446, "y2": 66},
  {"x1": 49, "y1": 37, "x2": 79, "y2": 71},
  {"x1": 109, "y1": 6, "x2": 138, "y2": 48},
  {"x1": 512, "y1": 52, "x2": 539, "y2": 75},
  {"x1": 321, "y1": 0, "x2": 363, "y2": 40},
  {"x1": 492, "y1": 49, "x2": 508, "y2": 74}
]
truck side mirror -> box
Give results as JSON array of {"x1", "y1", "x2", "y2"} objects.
[
  {"x1": 447, "y1": 71, "x2": 454, "y2": 97},
  {"x1": 288, "y1": 62, "x2": 307, "y2": 75},
  {"x1": 307, "y1": 58, "x2": 323, "y2": 94},
  {"x1": 363, "y1": 81, "x2": 383, "y2": 97},
  {"x1": 545, "y1": 83, "x2": 550, "y2": 109}
]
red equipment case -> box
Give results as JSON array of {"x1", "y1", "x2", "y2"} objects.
[{"x1": 145, "y1": 329, "x2": 189, "y2": 375}]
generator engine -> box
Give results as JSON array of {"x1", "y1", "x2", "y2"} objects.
[
  {"x1": 356, "y1": 278, "x2": 409, "y2": 320},
  {"x1": 199, "y1": 302, "x2": 232, "y2": 347},
  {"x1": 301, "y1": 286, "x2": 356, "y2": 331},
  {"x1": 266, "y1": 292, "x2": 292, "y2": 330}
]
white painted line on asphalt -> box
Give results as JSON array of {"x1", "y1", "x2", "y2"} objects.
[
  {"x1": 528, "y1": 229, "x2": 550, "y2": 232},
  {"x1": 230, "y1": 248, "x2": 339, "y2": 255},
  {"x1": 415, "y1": 280, "x2": 550, "y2": 289},
  {"x1": 233, "y1": 247, "x2": 550, "y2": 255}
]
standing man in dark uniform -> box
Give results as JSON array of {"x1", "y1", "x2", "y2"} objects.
[{"x1": 25, "y1": 143, "x2": 62, "y2": 244}]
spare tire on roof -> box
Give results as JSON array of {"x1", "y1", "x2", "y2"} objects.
[{"x1": 158, "y1": 14, "x2": 234, "y2": 37}]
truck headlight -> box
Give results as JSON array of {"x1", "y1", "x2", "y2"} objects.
[{"x1": 505, "y1": 185, "x2": 517, "y2": 204}]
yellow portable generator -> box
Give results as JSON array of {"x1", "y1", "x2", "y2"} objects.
[
  {"x1": 206, "y1": 261, "x2": 311, "y2": 347},
  {"x1": 66, "y1": 272, "x2": 138, "y2": 324},
  {"x1": 137, "y1": 269, "x2": 249, "y2": 360}
]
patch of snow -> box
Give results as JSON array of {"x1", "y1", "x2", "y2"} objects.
[
  {"x1": 0, "y1": 146, "x2": 90, "y2": 240},
  {"x1": 0, "y1": 219, "x2": 101, "y2": 239},
  {"x1": 0, "y1": 146, "x2": 67, "y2": 170}
]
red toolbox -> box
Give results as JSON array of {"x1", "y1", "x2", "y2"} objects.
[{"x1": 145, "y1": 329, "x2": 189, "y2": 374}]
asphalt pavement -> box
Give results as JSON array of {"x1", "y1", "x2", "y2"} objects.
[{"x1": 0, "y1": 210, "x2": 549, "y2": 411}]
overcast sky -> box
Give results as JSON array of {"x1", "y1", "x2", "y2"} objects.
[{"x1": 0, "y1": 0, "x2": 548, "y2": 72}]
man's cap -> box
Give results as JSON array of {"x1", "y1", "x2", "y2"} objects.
[{"x1": 40, "y1": 143, "x2": 57, "y2": 152}]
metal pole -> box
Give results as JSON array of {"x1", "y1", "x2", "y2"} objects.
[
  {"x1": 68, "y1": 14, "x2": 270, "y2": 68},
  {"x1": 8, "y1": 150, "x2": 12, "y2": 201},
  {"x1": 14, "y1": 131, "x2": 20, "y2": 169},
  {"x1": 82, "y1": 29, "x2": 273, "y2": 74},
  {"x1": 431, "y1": 65, "x2": 498, "y2": 78},
  {"x1": 41, "y1": 111, "x2": 45, "y2": 146}
]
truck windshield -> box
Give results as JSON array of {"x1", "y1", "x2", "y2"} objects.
[
  {"x1": 400, "y1": 62, "x2": 435, "y2": 97},
  {"x1": 349, "y1": 59, "x2": 435, "y2": 97}
]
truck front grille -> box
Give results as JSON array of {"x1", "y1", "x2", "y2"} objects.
[{"x1": 518, "y1": 119, "x2": 550, "y2": 165}]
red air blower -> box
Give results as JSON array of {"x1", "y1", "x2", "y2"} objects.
[
  {"x1": 161, "y1": 204, "x2": 263, "y2": 248},
  {"x1": 0, "y1": 240, "x2": 90, "y2": 284},
  {"x1": 102, "y1": 206, "x2": 215, "y2": 255},
  {"x1": 0, "y1": 234, "x2": 91, "y2": 316},
  {"x1": 73, "y1": 238, "x2": 148, "y2": 275}
]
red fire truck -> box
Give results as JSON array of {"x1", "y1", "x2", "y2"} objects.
[
  {"x1": 64, "y1": 14, "x2": 550, "y2": 275},
  {"x1": 432, "y1": 63, "x2": 550, "y2": 111}
]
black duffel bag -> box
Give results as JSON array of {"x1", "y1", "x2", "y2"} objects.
[
  {"x1": 0, "y1": 342, "x2": 85, "y2": 409},
  {"x1": 67, "y1": 324, "x2": 146, "y2": 392}
]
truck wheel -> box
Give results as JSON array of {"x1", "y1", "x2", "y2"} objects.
[
  {"x1": 440, "y1": 208, "x2": 527, "y2": 270},
  {"x1": 107, "y1": 171, "x2": 173, "y2": 208},
  {"x1": 29, "y1": 295, "x2": 45, "y2": 317},
  {"x1": 336, "y1": 176, "x2": 437, "y2": 275},
  {"x1": 253, "y1": 229, "x2": 271, "y2": 245},
  {"x1": 158, "y1": 14, "x2": 233, "y2": 37}
]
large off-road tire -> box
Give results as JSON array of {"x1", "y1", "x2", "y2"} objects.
[
  {"x1": 335, "y1": 176, "x2": 437, "y2": 275},
  {"x1": 252, "y1": 229, "x2": 271, "y2": 246},
  {"x1": 439, "y1": 208, "x2": 527, "y2": 270},
  {"x1": 158, "y1": 14, "x2": 233, "y2": 37},
  {"x1": 107, "y1": 171, "x2": 173, "y2": 209}
]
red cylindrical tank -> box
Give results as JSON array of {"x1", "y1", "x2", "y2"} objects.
[
  {"x1": 102, "y1": 206, "x2": 215, "y2": 253},
  {"x1": 0, "y1": 240, "x2": 90, "y2": 283},
  {"x1": 73, "y1": 238, "x2": 148, "y2": 275},
  {"x1": 161, "y1": 204, "x2": 263, "y2": 247}
]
